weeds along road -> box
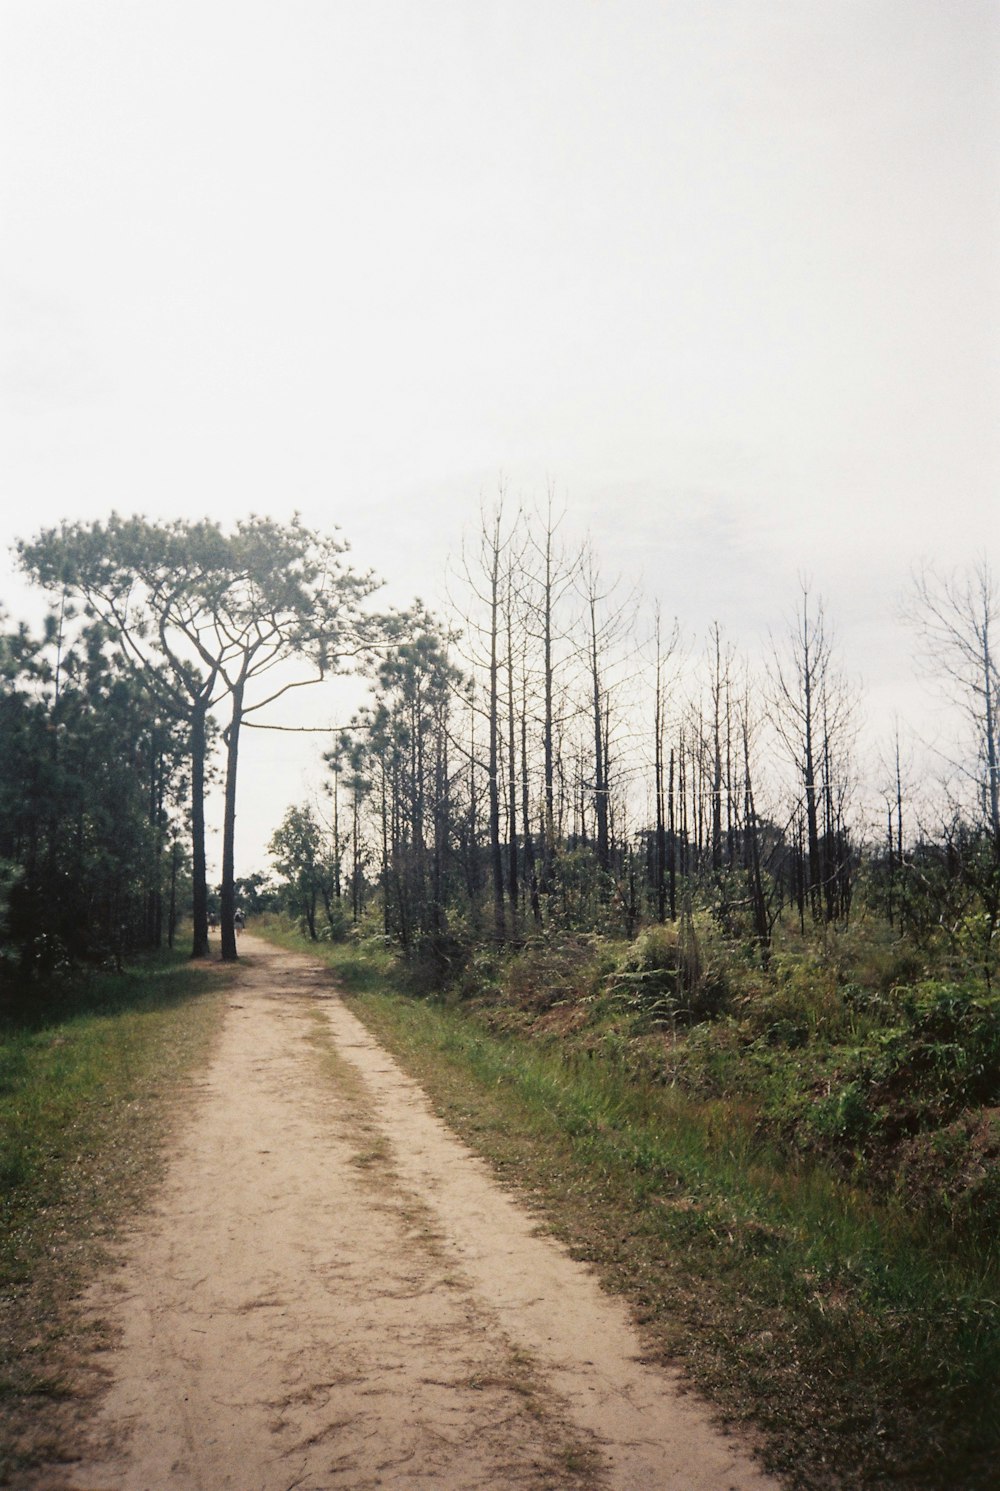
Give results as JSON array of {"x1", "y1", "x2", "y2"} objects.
[{"x1": 57, "y1": 935, "x2": 781, "y2": 1491}]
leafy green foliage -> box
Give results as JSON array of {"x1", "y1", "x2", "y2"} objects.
[
  {"x1": 0, "y1": 608, "x2": 188, "y2": 975},
  {"x1": 339, "y1": 609, "x2": 467, "y2": 961},
  {"x1": 607, "y1": 914, "x2": 730, "y2": 1022},
  {"x1": 268, "y1": 804, "x2": 334, "y2": 939}
]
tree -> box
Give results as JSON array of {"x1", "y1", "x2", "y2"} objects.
[
  {"x1": 19, "y1": 516, "x2": 230, "y2": 957},
  {"x1": 268, "y1": 804, "x2": 334, "y2": 939},
  {"x1": 0, "y1": 606, "x2": 185, "y2": 971},
  {"x1": 738, "y1": 676, "x2": 786, "y2": 960},
  {"x1": 910, "y1": 559, "x2": 1000, "y2": 984},
  {"x1": 769, "y1": 584, "x2": 856, "y2": 922},
  {"x1": 522, "y1": 494, "x2": 581, "y2": 896},
  {"x1": 913, "y1": 559, "x2": 1000, "y2": 845},
  {"x1": 21, "y1": 514, "x2": 380, "y2": 962},
  {"x1": 576, "y1": 547, "x2": 637, "y2": 894},
  {"x1": 329, "y1": 732, "x2": 371, "y2": 924},
  {"x1": 651, "y1": 606, "x2": 680, "y2": 921},
  {"x1": 707, "y1": 622, "x2": 735, "y2": 874},
  {"x1": 345, "y1": 610, "x2": 464, "y2": 957},
  {"x1": 452, "y1": 501, "x2": 520, "y2": 940},
  {"x1": 199, "y1": 517, "x2": 378, "y2": 959}
]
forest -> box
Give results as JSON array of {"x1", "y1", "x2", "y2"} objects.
[
  {"x1": 2, "y1": 505, "x2": 998, "y2": 1027},
  {"x1": 2, "y1": 506, "x2": 998, "y2": 1486}
]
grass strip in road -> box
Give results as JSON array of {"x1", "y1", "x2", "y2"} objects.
[
  {"x1": 268, "y1": 928, "x2": 999, "y2": 1491},
  {"x1": 0, "y1": 952, "x2": 227, "y2": 1486}
]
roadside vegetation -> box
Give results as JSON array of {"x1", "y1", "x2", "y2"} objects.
[
  {"x1": 256, "y1": 910, "x2": 998, "y2": 1491},
  {"x1": 0, "y1": 953, "x2": 225, "y2": 1486}
]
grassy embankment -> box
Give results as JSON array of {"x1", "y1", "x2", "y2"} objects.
[
  {"x1": 0, "y1": 950, "x2": 226, "y2": 1485},
  {"x1": 256, "y1": 913, "x2": 999, "y2": 1491}
]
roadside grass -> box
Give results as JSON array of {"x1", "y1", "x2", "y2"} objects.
[
  {"x1": 258, "y1": 920, "x2": 999, "y2": 1491},
  {"x1": 0, "y1": 950, "x2": 226, "y2": 1485}
]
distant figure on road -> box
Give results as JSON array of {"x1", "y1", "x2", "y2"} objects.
[{"x1": 234, "y1": 908, "x2": 245, "y2": 934}]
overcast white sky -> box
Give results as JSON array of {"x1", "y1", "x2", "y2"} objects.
[{"x1": 1, "y1": 1, "x2": 997, "y2": 874}]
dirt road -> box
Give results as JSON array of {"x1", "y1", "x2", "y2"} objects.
[{"x1": 61, "y1": 936, "x2": 781, "y2": 1491}]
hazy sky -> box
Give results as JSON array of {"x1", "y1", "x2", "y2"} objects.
[{"x1": 2, "y1": 1, "x2": 997, "y2": 872}]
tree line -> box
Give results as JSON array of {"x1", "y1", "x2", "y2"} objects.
[
  {"x1": 269, "y1": 503, "x2": 999, "y2": 991},
  {"x1": 1, "y1": 504, "x2": 996, "y2": 991}
]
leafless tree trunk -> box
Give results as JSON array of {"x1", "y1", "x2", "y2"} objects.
[
  {"x1": 913, "y1": 559, "x2": 1000, "y2": 845},
  {"x1": 653, "y1": 607, "x2": 679, "y2": 922},
  {"x1": 523, "y1": 494, "x2": 580, "y2": 895},
  {"x1": 770, "y1": 585, "x2": 854, "y2": 922},
  {"x1": 504, "y1": 567, "x2": 520, "y2": 926},
  {"x1": 453, "y1": 501, "x2": 514, "y2": 940},
  {"x1": 577, "y1": 549, "x2": 637, "y2": 889}
]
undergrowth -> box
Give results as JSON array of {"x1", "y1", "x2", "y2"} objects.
[{"x1": 257, "y1": 911, "x2": 1000, "y2": 1491}]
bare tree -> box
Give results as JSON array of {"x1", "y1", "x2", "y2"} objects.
[
  {"x1": 575, "y1": 545, "x2": 639, "y2": 892},
  {"x1": 908, "y1": 559, "x2": 1000, "y2": 985},
  {"x1": 769, "y1": 583, "x2": 856, "y2": 922},
  {"x1": 452, "y1": 497, "x2": 522, "y2": 940},
  {"x1": 652, "y1": 605, "x2": 680, "y2": 921},
  {"x1": 705, "y1": 622, "x2": 736, "y2": 875},
  {"x1": 522, "y1": 492, "x2": 582, "y2": 894},
  {"x1": 912, "y1": 559, "x2": 1000, "y2": 845}
]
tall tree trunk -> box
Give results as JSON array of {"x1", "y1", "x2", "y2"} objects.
[
  {"x1": 168, "y1": 837, "x2": 180, "y2": 949},
  {"x1": 711, "y1": 625, "x2": 724, "y2": 873},
  {"x1": 984, "y1": 613, "x2": 1000, "y2": 847},
  {"x1": 488, "y1": 545, "x2": 506, "y2": 939},
  {"x1": 589, "y1": 597, "x2": 610, "y2": 876},
  {"x1": 351, "y1": 791, "x2": 361, "y2": 923},
  {"x1": 506, "y1": 595, "x2": 519, "y2": 924},
  {"x1": 668, "y1": 745, "x2": 677, "y2": 921},
  {"x1": 894, "y1": 731, "x2": 904, "y2": 932},
  {"x1": 521, "y1": 685, "x2": 542, "y2": 927},
  {"x1": 220, "y1": 678, "x2": 245, "y2": 962},
  {"x1": 744, "y1": 719, "x2": 771, "y2": 962},
  {"x1": 381, "y1": 762, "x2": 391, "y2": 937},
  {"x1": 190, "y1": 697, "x2": 211, "y2": 958},
  {"x1": 654, "y1": 635, "x2": 666, "y2": 923},
  {"x1": 332, "y1": 762, "x2": 341, "y2": 901},
  {"x1": 797, "y1": 603, "x2": 824, "y2": 921}
]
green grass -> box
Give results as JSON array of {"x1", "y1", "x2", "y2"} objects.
[
  {"x1": 0, "y1": 950, "x2": 226, "y2": 1485},
  {"x1": 258, "y1": 920, "x2": 1000, "y2": 1491}
]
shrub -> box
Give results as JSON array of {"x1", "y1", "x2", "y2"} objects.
[
  {"x1": 607, "y1": 914, "x2": 729, "y2": 1024},
  {"x1": 862, "y1": 983, "x2": 1000, "y2": 1122},
  {"x1": 808, "y1": 1080, "x2": 877, "y2": 1143},
  {"x1": 500, "y1": 933, "x2": 607, "y2": 1010},
  {"x1": 895, "y1": 1109, "x2": 1000, "y2": 1246}
]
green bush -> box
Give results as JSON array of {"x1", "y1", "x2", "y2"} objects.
[
  {"x1": 808, "y1": 1080, "x2": 877, "y2": 1143},
  {"x1": 608, "y1": 914, "x2": 729, "y2": 1023},
  {"x1": 861, "y1": 983, "x2": 1000, "y2": 1123},
  {"x1": 319, "y1": 902, "x2": 354, "y2": 942}
]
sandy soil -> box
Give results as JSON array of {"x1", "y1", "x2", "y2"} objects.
[{"x1": 57, "y1": 935, "x2": 782, "y2": 1491}]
